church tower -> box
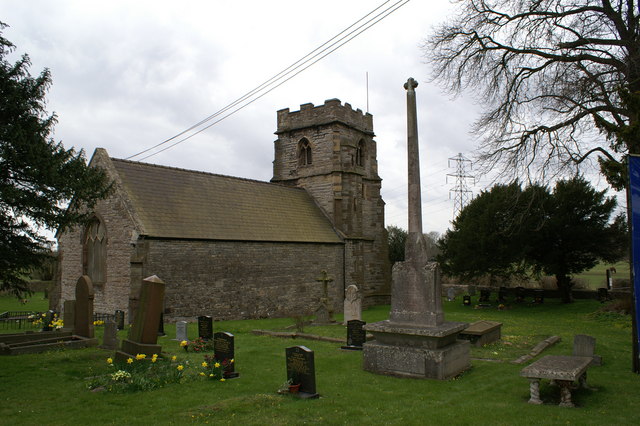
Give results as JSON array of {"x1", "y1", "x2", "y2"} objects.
[{"x1": 272, "y1": 99, "x2": 391, "y2": 304}]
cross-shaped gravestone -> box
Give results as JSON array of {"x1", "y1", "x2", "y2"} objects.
[{"x1": 314, "y1": 271, "x2": 334, "y2": 324}]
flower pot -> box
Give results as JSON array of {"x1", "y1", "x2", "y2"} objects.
[{"x1": 288, "y1": 384, "x2": 301, "y2": 394}]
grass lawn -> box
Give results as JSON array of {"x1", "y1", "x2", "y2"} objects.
[
  {"x1": 573, "y1": 261, "x2": 630, "y2": 289},
  {"x1": 0, "y1": 294, "x2": 637, "y2": 425}
]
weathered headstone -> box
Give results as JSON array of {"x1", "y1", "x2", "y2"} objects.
[
  {"x1": 198, "y1": 316, "x2": 213, "y2": 340},
  {"x1": 214, "y1": 331, "x2": 239, "y2": 378},
  {"x1": 573, "y1": 334, "x2": 602, "y2": 366},
  {"x1": 447, "y1": 287, "x2": 456, "y2": 302},
  {"x1": 343, "y1": 284, "x2": 362, "y2": 325},
  {"x1": 114, "y1": 310, "x2": 125, "y2": 330},
  {"x1": 74, "y1": 275, "x2": 95, "y2": 338},
  {"x1": 115, "y1": 275, "x2": 165, "y2": 362},
  {"x1": 314, "y1": 271, "x2": 334, "y2": 325},
  {"x1": 286, "y1": 345, "x2": 319, "y2": 398},
  {"x1": 342, "y1": 320, "x2": 366, "y2": 350},
  {"x1": 101, "y1": 320, "x2": 119, "y2": 350},
  {"x1": 62, "y1": 300, "x2": 76, "y2": 332},
  {"x1": 175, "y1": 320, "x2": 188, "y2": 341}
]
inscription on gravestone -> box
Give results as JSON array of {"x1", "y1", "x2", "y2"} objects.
[
  {"x1": 286, "y1": 346, "x2": 319, "y2": 399},
  {"x1": 342, "y1": 320, "x2": 366, "y2": 350},
  {"x1": 214, "y1": 332, "x2": 239, "y2": 378},
  {"x1": 198, "y1": 316, "x2": 213, "y2": 340}
]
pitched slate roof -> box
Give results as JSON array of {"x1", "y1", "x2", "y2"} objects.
[{"x1": 110, "y1": 158, "x2": 342, "y2": 243}]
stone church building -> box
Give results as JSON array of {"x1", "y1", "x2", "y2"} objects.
[{"x1": 55, "y1": 99, "x2": 391, "y2": 321}]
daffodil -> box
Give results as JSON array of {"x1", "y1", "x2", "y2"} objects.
[
  {"x1": 220, "y1": 378, "x2": 226, "y2": 382},
  {"x1": 180, "y1": 340, "x2": 188, "y2": 347},
  {"x1": 230, "y1": 359, "x2": 234, "y2": 363},
  {"x1": 171, "y1": 355, "x2": 177, "y2": 362},
  {"x1": 214, "y1": 362, "x2": 221, "y2": 368},
  {"x1": 177, "y1": 365, "x2": 184, "y2": 371},
  {"x1": 209, "y1": 374, "x2": 214, "y2": 377},
  {"x1": 135, "y1": 353, "x2": 146, "y2": 360},
  {"x1": 127, "y1": 358, "x2": 133, "y2": 364},
  {"x1": 106, "y1": 358, "x2": 113, "y2": 364},
  {"x1": 199, "y1": 372, "x2": 205, "y2": 376},
  {"x1": 201, "y1": 361, "x2": 208, "y2": 368}
]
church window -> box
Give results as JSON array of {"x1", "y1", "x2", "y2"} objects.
[
  {"x1": 298, "y1": 139, "x2": 312, "y2": 166},
  {"x1": 83, "y1": 216, "x2": 106, "y2": 284},
  {"x1": 356, "y1": 140, "x2": 365, "y2": 167}
]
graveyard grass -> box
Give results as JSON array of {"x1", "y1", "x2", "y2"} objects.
[{"x1": 1, "y1": 295, "x2": 638, "y2": 425}]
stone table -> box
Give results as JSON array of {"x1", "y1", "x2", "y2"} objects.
[{"x1": 520, "y1": 355, "x2": 593, "y2": 407}]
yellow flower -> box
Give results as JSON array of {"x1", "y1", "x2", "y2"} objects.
[
  {"x1": 171, "y1": 355, "x2": 177, "y2": 362},
  {"x1": 106, "y1": 358, "x2": 113, "y2": 364},
  {"x1": 214, "y1": 362, "x2": 221, "y2": 368},
  {"x1": 201, "y1": 361, "x2": 208, "y2": 368},
  {"x1": 230, "y1": 359, "x2": 234, "y2": 364},
  {"x1": 151, "y1": 357, "x2": 157, "y2": 363},
  {"x1": 127, "y1": 358, "x2": 133, "y2": 364},
  {"x1": 135, "y1": 353, "x2": 146, "y2": 360},
  {"x1": 180, "y1": 340, "x2": 188, "y2": 347},
  {"x1": 209, "y1": 374, "x2": 214, "y2": 377},
  {"x1": 220, "y1": 378, "x2": 226, "y2": 382},
  {"x1": 177, "y1": 365, "x2": 184, "y2": 371},
  {"x1": 199, "y1": 372, "x2": 205, "y2": 376}
]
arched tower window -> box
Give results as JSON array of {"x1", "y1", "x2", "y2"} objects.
[
  {"x1": 298, "y1": 138, "x2": 312, "y2": 166},
  {"x1": 82, "y1": 216, "x2": 106, "y2": 284},
  {"x1": 356, "y1": 139, "x2": 365, "y2": 167}
]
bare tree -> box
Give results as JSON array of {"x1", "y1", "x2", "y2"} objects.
[{"x1": 426, "y1": 0, "x2": 640, "y2": 188}]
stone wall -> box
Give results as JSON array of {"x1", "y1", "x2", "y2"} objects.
[{"x1": 142, "y1": 239, "x2": 345, "y2": 320}]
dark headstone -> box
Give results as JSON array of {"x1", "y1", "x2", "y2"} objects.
[
  {"x1": 497, "y1": 287, "x2": 507, "y2": 303},
  {"x1": 214, "y1": 332, "x2": 239, "y2": 378},
  {"x1": 342, "y1": 320, "x2": 366, "y2": 350},
  {"x1": 286, "y1": 345, "x2": 319, "y2": 399},
  {"x1": 198, "y1": 316, "x2": 213, "y2": 340},
  {"x1": 534, "y1": 289, "x2": 544, "y2": 304},
  {"x1": 515, "y1": 287, "x2": 526, "y2": 303},
  {"x1": 74, "y1": 275, "x2": 95, "y2": 338},
  {"x1": 157, "y1": 312, "x2": 165, "y2": 336},
  {"x1": 463, "y1": 295, "x2": 471, "y2": 306},
  {"x1": 479, "y1": 289, "x2": 491, "y2": 303},
  {"x1": 115, "y1": 310, "x2": 125, "y2": 330}
]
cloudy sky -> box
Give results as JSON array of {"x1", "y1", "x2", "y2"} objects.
[{"x1": 1, "y1": 0, "x2": 617, "y2": 235}]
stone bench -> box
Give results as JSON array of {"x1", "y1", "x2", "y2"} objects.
[
  {"x1": 459, "y1": 320, "x2": 502, "y2": 347},
  {"x1": 520, "y1": 355, "x2": 593, "y2": 407}
]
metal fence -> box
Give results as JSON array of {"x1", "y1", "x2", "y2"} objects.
[{"x1": 0, "y1": 311, "x2": 47, "y2": 331}]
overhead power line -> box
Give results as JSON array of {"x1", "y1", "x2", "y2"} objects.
[
  {"x1": 126, "y1": 0, "x2": 411, "y2": 161},
  {"x1": 447, "y1": 153, "x2": 474, "y2": 219}
]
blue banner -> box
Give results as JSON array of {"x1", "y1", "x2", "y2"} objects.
[{"x1": 628, "y1": 155, "x2": 640, "y2": 364}]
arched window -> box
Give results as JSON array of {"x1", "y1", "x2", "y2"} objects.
[
  {"x1": 83, "y1": 216, "x2": 106, "y2": 284},
  {"x1": 356, "y1": 140, "x2": 365, "y2": 167},
  {"x1": 298, "y1": 139, "x2": 312, "y2": 166}
]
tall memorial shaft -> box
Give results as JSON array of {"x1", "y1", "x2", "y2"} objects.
[{"x1": 362, "y1": 78, "x2": 470, "y2": 380}]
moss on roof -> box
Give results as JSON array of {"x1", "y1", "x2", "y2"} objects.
[{"x1": 110, "y1": 158, "x2": 342, "y2": 243}]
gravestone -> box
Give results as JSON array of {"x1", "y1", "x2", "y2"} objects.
[
  {"x1": 174, "y1": 321, "x2": 188, "y2": 341},
  {"x1": 101, "y1": 320, "x2": 119, "y2": 350},
  {"x1": 515, "y1": 287, "x2": 526, "y2": 303},
  {"x1": 286, "y1": 345, "x2": 319, "y2": 398},
  {"x1": 314, "y1": 271, "x2": 334, "y2": 325},
  {"x1": 343, "y1": 285, "x2": 362, "y2": 325},
  {"x1": 342, "y1": 320, "x2": 366, "y2": 350},
  {"x1": 74, "y1": 275, "x2": 95, "y2": 338},
  {"x1": 158, "y1": 312, "x2": 165, "y2": 336},
  {"x1": 198, "y1": 316, "x2": 213, "y2": 340},
  {"x1": 214, "y1": 332, "x2": 239, "y2": 378},
  {"x1": 62, "y1": 300, "x2": 75, "y2": 332},
  {"x1": 115, "y1": 310, "x2": 125, "y2": 330},
  {"x1": 497, "y1": 287, "x2": 507, "y2": 303},
  {"x1": 115, "y1": 275, "x2": 165, "y2": 362},
  {"x1": 534, "y1": 289, "x2": 544, "y2": 304},
  {"x1": 479, "y1": 289, "x2": 491, "y2": 303},
  {"x1": 463, "y1": 295, "x2": 471, "y2": 306},
  {"x1": 459, "y1": 320, "x2": 502, "y2": 347},
  {"x1": 447, "y1": 287, "x2": 456, "y2": 302},
  {"x1": 573, "y1": 334, "x2": 602, "y2": 366}
]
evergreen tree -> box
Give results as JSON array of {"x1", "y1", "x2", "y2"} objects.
[{"x1": 1, "y1": 23, "x2": 111, "y2": 297}]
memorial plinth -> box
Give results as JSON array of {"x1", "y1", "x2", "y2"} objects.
[{"x1": 362, "y1": 78, "x2": 470, "y2": 380}]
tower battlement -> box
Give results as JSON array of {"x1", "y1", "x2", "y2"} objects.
[{"x1": 276, "y1": 98, "x2": 373, "y2": 135}]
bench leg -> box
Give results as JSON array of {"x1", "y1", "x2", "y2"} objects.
[
  {"x1": 558, "y1": 381, "x2": 574, "y2": 407},
  {"x1": 528, "y1": 379, "x2": 543, "y2": 404}
]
